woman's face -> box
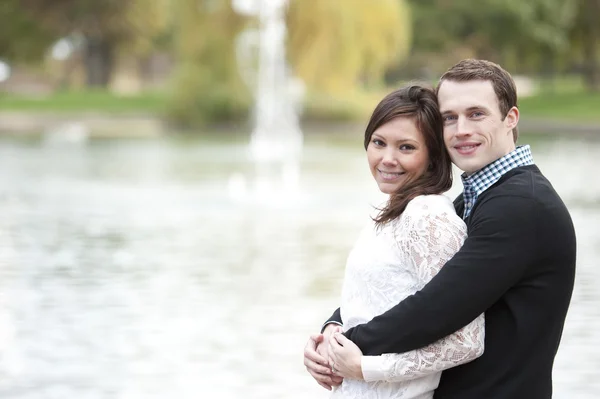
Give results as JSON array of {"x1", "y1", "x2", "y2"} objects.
[{"x1": 366, "y1": 117, "x2": 430, "y2": 194}]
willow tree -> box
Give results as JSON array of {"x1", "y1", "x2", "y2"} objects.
[
  {"x1": 286, "y1": 0, "x2": 411, "y2": 93},
  {"x1": 168, "y1": 0, "x2": 411, "y2": 126}
]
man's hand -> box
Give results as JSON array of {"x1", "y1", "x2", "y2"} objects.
[
  {"x1": 328, "y1": 332, "x2": 364, "y2": 380},
  {"x1": 304, "y1": 327, "x2": 344, "y2": 390}
]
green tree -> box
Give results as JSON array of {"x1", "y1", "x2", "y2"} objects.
[
  {"x1": 570, "y1": 0, "x2": 600, "y2": 91},
  {"x1": 168, "y1": 0, "x2": 248, "y2": 126},
  {"x1": 20, "y1": 0, "x2": 169, "y2": 87},
  {"x1": 0, "y1": 0, "x2": 56, "y2": 62},
  {"x1": 403, "y1": 0, "x2": 580, "y2": 80}
]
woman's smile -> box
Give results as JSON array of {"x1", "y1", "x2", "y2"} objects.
[{"x1": 377, "y1": 169, "x2": 405, "y2": 181}]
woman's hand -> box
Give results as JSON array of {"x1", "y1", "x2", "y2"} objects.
[
  {"x1": 328, "y1": 332, "x2": 364, "y2": 380},
  {"x1": 303, "y1": 325, "x2": 345, "y2": 390}
]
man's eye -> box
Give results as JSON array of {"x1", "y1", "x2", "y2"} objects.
[
  {"x1": 472, "y1": 112, "x2": 484, "y2": 117},
  {"x1": 443, "y1": 115, "x2": 457, "y2": 121}
]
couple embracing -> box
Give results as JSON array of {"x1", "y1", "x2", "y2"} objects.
[{"x1": 304, "y1": 59, "x2": 576, "y2": 399}]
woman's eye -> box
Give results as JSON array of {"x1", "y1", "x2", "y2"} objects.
[
  {"x1": 372, "y1": 139, "x2": 384, "y2": 146},
  {"x1": 400, "y1": 145, "x2": 415, "y2": 151}
]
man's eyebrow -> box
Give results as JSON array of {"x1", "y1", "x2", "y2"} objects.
[
  {"x1": 441, "y1": 106, "x2": 489, "y2": 114},
  {"x1": 466, "y1": 106, "x2": 489, "y2": 112}
]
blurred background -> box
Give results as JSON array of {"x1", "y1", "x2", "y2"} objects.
[{"x1": 0, "y1": 0, "x2": 598, "y2": 398}]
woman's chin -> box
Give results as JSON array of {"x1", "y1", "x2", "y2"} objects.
[{"x1": 378, "y1": 185, "x2": 398, "y2": 195}]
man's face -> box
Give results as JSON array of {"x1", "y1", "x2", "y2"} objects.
[{"x1": 438, "y1": 80, "x2": 518, "y2": 174}]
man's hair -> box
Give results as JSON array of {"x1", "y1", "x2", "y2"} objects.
[
  {"x1": 436, "y1": 59, "x2": 519, "y2": 142},
  {"x1": 364, "y1": 85, "x2": 453, "y2": 226}
]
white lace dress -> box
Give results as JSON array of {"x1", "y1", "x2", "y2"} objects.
[{"x1": 331, "y1": 195, "x2": 485, "y2": 399}]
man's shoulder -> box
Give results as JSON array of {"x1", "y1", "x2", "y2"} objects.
[
  {"x1": 488, "y1": 165, "x2": 548, "y2": 198},
  {"x1": 475, "y1": 165, "x2": 566, "y2": 220}
]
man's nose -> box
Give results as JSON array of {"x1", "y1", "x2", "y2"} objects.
[{"x1": 456, "y1": 117, "x2": 472, "y2": 136}]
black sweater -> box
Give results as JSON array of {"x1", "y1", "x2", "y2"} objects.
[{"x1": 326, "y1": 165, "x2": 576, "y2": 399}]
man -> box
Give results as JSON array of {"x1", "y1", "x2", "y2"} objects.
[{"x1": 304, "y1": 59, "x2": 576, "y2": 398}]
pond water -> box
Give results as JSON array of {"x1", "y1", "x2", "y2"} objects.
[{"x1": 0, "y1": 131, "x2": 598, "y2": 398}]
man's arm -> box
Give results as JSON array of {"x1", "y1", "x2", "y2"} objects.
[{"x1": 344, "y1": 194, "x2": 538, "y2": 356}]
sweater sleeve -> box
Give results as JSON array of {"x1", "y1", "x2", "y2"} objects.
[
  {"x1": 361, "y1": 198, "x2": 484, "y2": 382},
  {"x1": 344, "y1": 194, "x2": 537, "y2": 356},
  {"x1": 321, "y1": 308, "x2": 343, "y2": 333}
]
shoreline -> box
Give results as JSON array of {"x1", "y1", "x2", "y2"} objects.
[{"x1": 0, "y1": 111, "x2": 599, "y2": 138}]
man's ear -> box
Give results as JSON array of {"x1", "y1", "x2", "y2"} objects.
[{"x1": 505, "y1": 106, "x2": 519, "y2": 131}]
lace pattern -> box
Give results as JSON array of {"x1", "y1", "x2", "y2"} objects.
[{"x1": 332, "y1": 195, "x2": 484, "y2": 399}]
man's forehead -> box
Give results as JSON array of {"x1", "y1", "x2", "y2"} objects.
[{"x1": 438, "y1": 80, "x2": 498, "y2": 111}]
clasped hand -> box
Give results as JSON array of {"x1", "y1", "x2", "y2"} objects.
[{"x1": 304, "y1": 325, "x2": 364, "y2": 390}]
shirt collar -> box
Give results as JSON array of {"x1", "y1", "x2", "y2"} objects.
[{"x1": 461, "y1": 145, "x2": 534, "y2": 197}]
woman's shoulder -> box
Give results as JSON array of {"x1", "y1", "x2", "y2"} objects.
[
  {"x1": 392, "y1": 194, "x2": 466, "y2": 243},
  {"x1": 405, "y1": 194, "x2": 456, "y2": 215}
]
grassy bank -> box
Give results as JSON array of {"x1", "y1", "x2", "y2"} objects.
[
  {"x1": 0, "y1": 90, "x2": 167, "y2": 113},
  {"x1": 519, "y1": 91, "x2": 600, "y2": 123},
  {"x1": 308, "y1": 89, "x2": 600, "y2": 125},
  {"x1": 1, "y1": 87, "x2": 599, "y2": 125}
]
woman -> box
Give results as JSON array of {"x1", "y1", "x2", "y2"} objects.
[{"x1": 326, "y1": 85, "x2": 484, "y2": 398}]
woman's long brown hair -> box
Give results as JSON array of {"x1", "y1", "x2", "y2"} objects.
[{"x1": 364, "y1": 85, "x2": 453, "y2": 226}]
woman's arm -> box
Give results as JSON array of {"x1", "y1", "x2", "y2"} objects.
[{"x1": 360, "y1": 313, "x2": 484, "y2": 382}]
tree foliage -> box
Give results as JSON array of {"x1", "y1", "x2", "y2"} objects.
[
  {"x1": 0, "y1": 0, "x2": 57, "y2": 62},
  {"x1": 569, "y1": 0, "x2": 600, "y2": 90},
  {"x1": 168, "y1": 0, "x2": 249, "y2": 126},
  {"x1": 407, "y1": 0, "x2": 577, "y2": 71},
  {"x1": 287, "y1": 0, "x2": 411, "y2": 92},
  {"x1": 168, "y1": 0, "x2": 411, "y2": 125},
  {"x1": 406, "y1": 0, "x2": 599, "y2": 91},
  {"x1": 13, "y1": 0, "x2": 170, "y2": 86},
  {"x1": 3, "y1": 0, "x2": 599, "y2": 121}
]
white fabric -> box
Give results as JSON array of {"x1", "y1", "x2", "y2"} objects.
[{"x1": 331, "y1": 195, "x2": 485, "y2": 399}]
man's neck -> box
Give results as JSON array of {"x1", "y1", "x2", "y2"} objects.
[{"x1": 461, "y1": 146, "x2": 518, "y2": 177}]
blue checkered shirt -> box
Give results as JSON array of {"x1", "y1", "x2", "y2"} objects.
[{"x1": 462, "y1": 145, "x2": 534, "y2": 219}]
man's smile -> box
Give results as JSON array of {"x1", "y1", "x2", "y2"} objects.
[{"x1": 454, "y1": 142, "x2": 481, "y2": 155}]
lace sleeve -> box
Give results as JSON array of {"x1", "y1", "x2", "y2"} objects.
[{"x1": 361, "y1": 197, "x2": 485, "y2": 382}]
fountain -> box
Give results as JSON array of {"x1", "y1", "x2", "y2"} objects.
[{"x1": 231, "y1": 0, "x2": 304, "y2": 203}]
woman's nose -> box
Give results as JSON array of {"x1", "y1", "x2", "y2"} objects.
[{"x1": 382, "y1": 150, "x2": 398, "y2": 165}]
